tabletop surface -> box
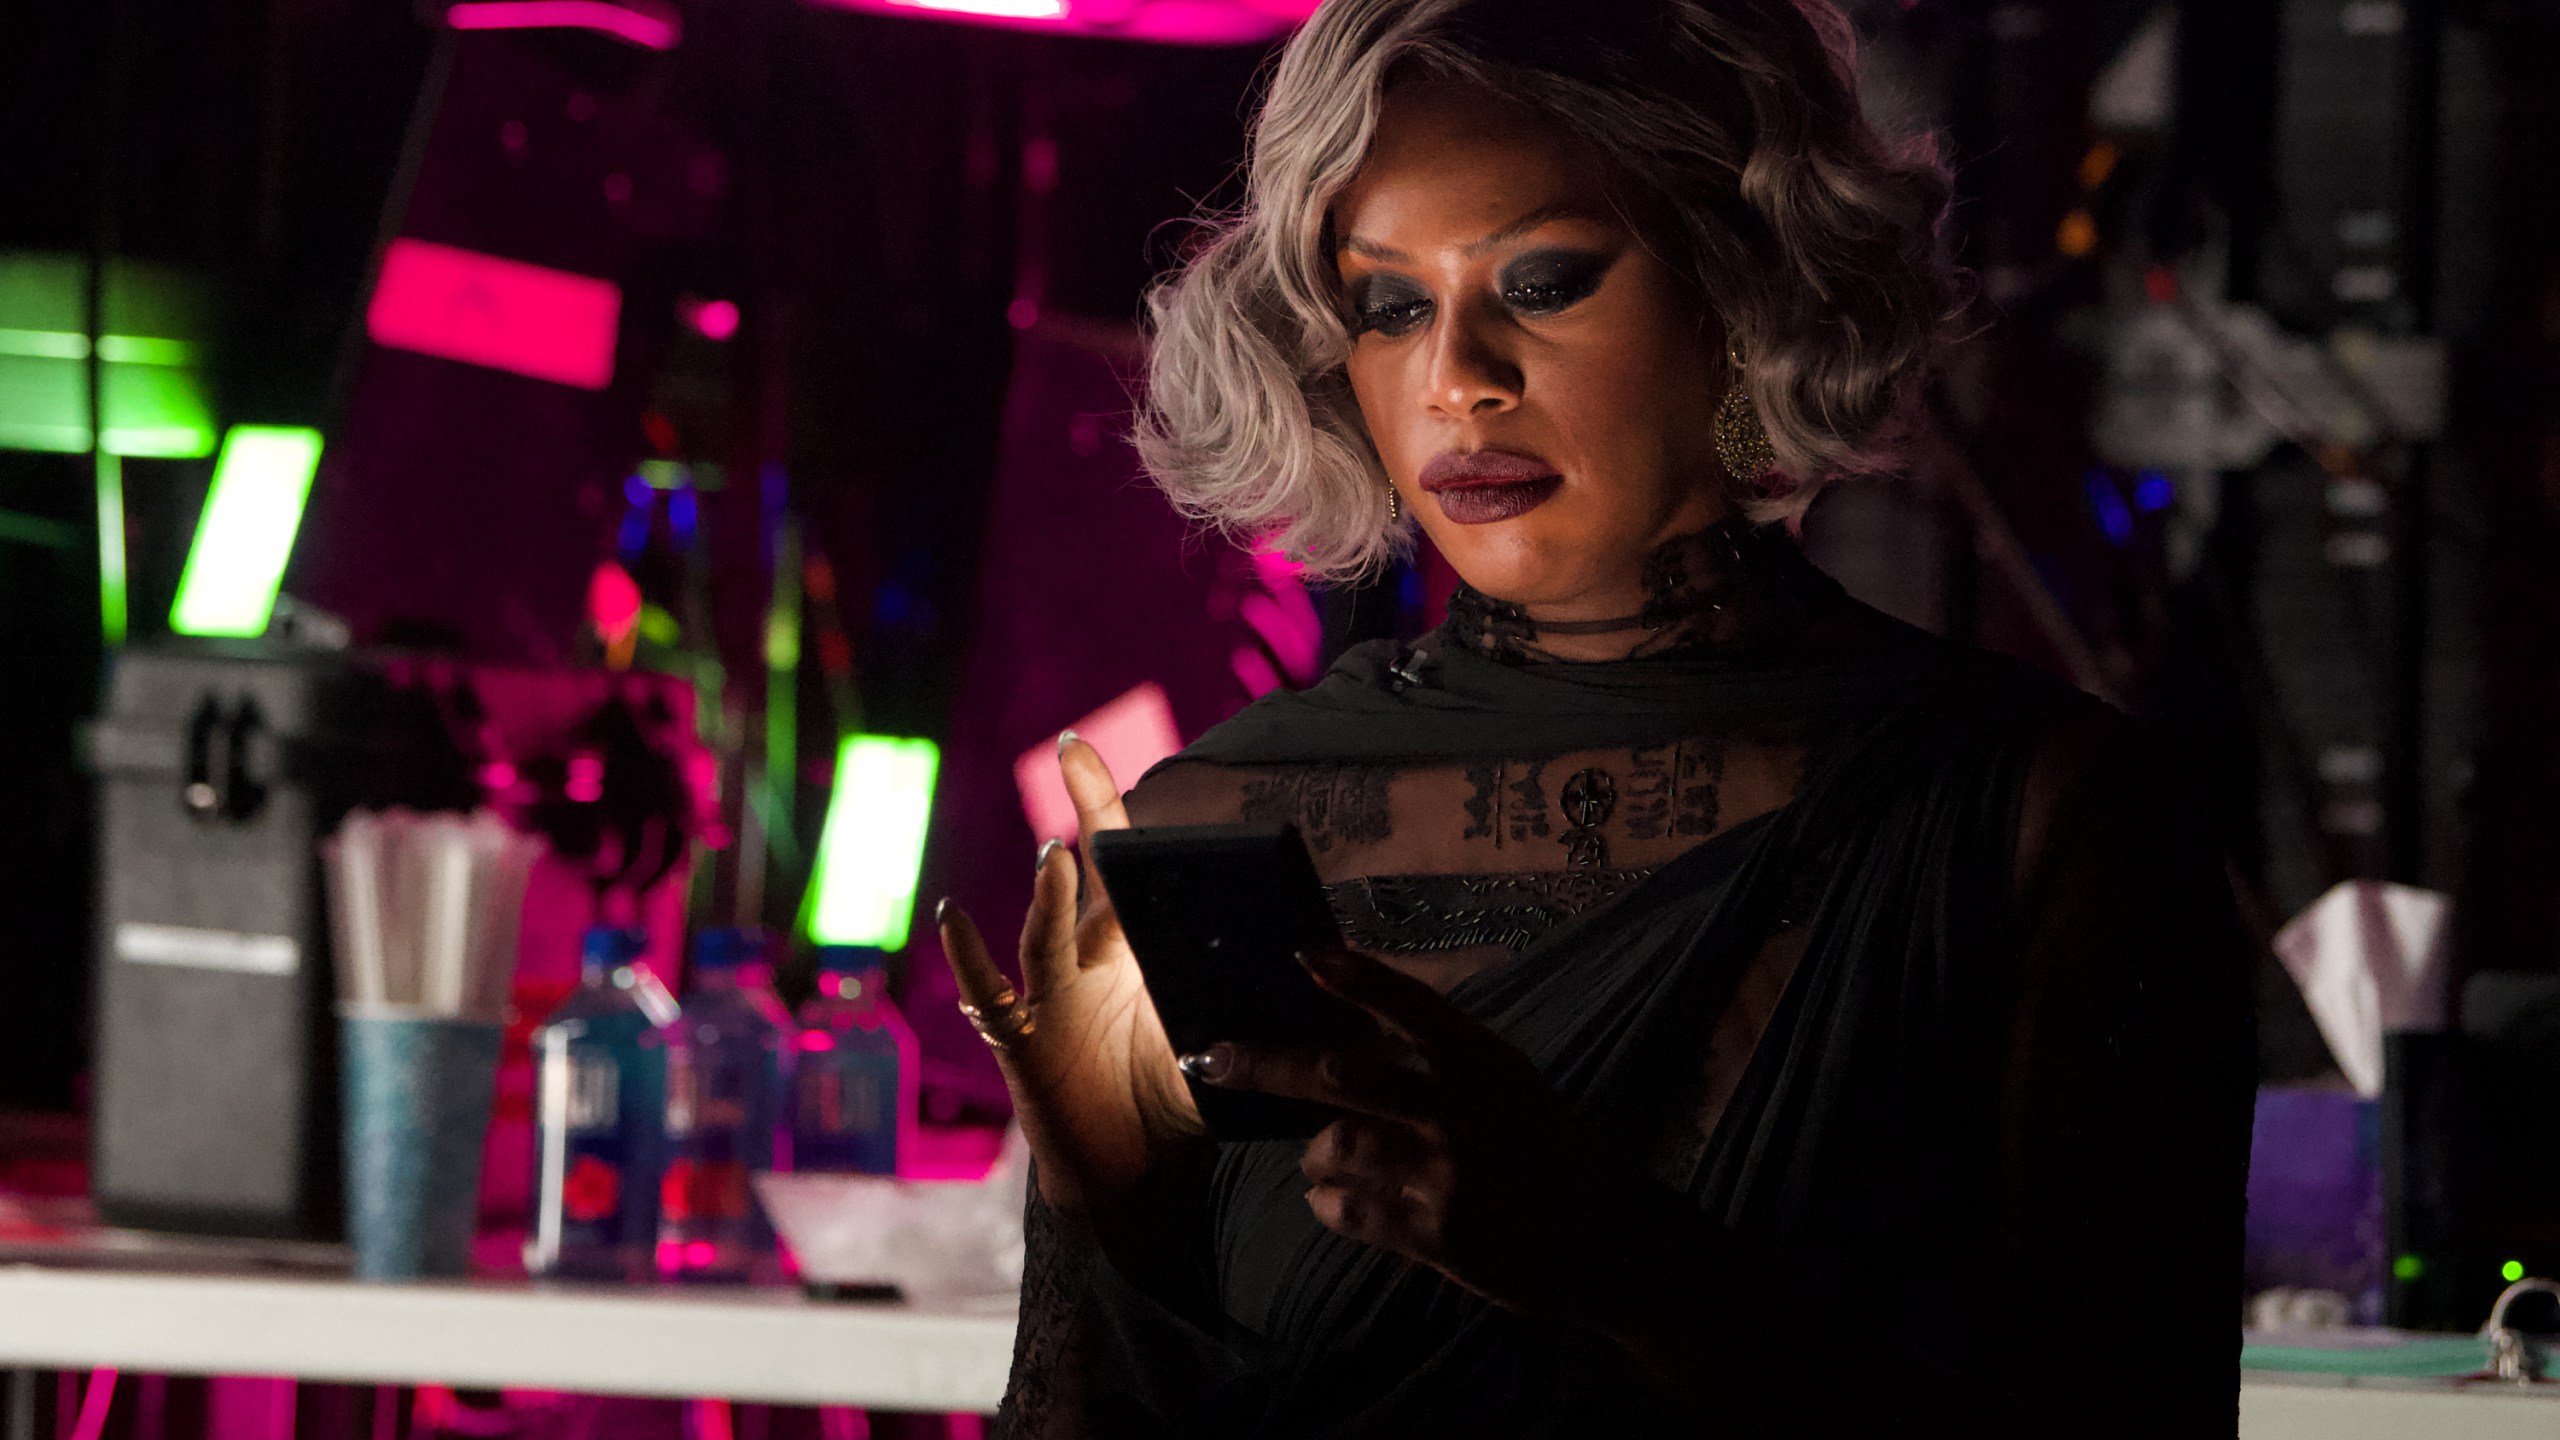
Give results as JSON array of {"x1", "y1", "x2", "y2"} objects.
[
  {"x1": 0, "y1": 1263, "x2": 1018, "y2": 1413},
  {"x1": 0, "y1": 1262, "x2": 2553, "y2": 1430}
]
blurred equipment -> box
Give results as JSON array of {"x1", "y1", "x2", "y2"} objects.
[
  {"x1": 295, "y1": 21, "x2": 725, "y2": 662},
  {"x1": 86, "y1": 649, "x2": 476, "y2": 1240}
]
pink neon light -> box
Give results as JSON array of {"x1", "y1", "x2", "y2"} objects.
[
  {"x1": 1014, "y1": 683, "x2": 1183, "y2": 844},
  {"x1": 809, "y1": 0, "x2": 1306, "y2": 45},
  {"x1": 682, "y1": 297, "x2": 740, "y2": 341},
  {"x1": 67, "y1": 1371, "x2": 114, "y2": 1440},
  {"x1": 588, "y1": 560, "x2": 643, "y2": 636},
  {"x1": 368, "y1": 237, "x2": 621, "y2": 390},
  {"x1": 892, "y1": 0, "x2": 1063, "y2": 16},
  {"x1": 445, "y1": 1, "x2": 682, "y2": 49},
  {"x1": 798, "y1": 1030, "x2": 838, "y2": 1052}
]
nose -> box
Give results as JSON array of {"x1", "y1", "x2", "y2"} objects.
[{"x1": 1420, "y1": 298, "x2": 1521, "y2": 419}]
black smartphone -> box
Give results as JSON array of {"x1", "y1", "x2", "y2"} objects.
[{"x1": 1088, "y1": 822, "x2": 1366, "y2": 1141}]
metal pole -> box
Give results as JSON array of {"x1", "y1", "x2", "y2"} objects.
[
  {"x1": 2384, "y1": 0, "x2": 2443, "y2": 885},
  {"x1": 5, "y1": 1370, "x2": 35, "y2": 1440}
]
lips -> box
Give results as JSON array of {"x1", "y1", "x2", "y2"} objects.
[{"x1": 1417, "y1": 448, "x2": 1565, "y2": 526}]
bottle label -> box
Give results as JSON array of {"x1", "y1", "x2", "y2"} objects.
[
  {"x1": 801, "y1": 1067, "x2": 886, "y2": 1135},
  {"x1": 664, "y1": 1048, "x2": 755, "y2": 1138},
  {"x1": 660, "y1": 1157, "x2": 753, "y2": 1223},
  {"x1": 564, "y1": 1051, "x2": 619, "y2": 1132},
  {"x1": 529, "y1": 1035, "x2": 663, "y2": 1277},
  {"x1": 562, "y1": 1154, "x2": 623, "y2": 1222},
  {"x1": 793, "y1": 1051, "x2": 900, "y2": 1173}
]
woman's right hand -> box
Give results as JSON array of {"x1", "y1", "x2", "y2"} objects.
[{"x1": 937, "y1": 735, "x2": 1201, "y2": 1219}]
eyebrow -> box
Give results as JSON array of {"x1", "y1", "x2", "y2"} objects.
[{"x1": 1337, "y1": 202, "x2": 1605, "y2": 263}]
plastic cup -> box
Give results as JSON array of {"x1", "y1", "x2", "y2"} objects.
[{"x1": 339, "y1": 1007, "x2": 502, "y2": 1281}]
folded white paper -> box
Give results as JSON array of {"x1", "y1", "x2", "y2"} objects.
[{"x1": 2271, "y1": 880, "x2": 2451, "y2": 1098}]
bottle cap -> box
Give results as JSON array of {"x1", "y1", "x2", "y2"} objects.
[
  {"x1": 581, "y1": 925, "x2": 648, "y2": 971},
  {"x1": 691, "y1": 926, "x2": 771, "y2": 973},
  {"x1": 815, "y1": 944, "x2": 889, "y2": 976}
]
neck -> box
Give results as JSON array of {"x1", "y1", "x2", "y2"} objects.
[{"x1": 1445, "y1": 516, "x2": 1832, "y2": 664}]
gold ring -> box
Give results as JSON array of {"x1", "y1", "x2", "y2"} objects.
[{"x1": 958, "y1": 988, "x2": 1036, "y2": 1051}]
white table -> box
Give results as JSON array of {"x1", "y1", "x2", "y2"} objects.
[
  {"x1": 0, "y1": 1266, "x2": 1014, "y2": 1413},
  {"x1": 0, "y1": 1264, "x2": 2552, "y2": 1434},
  {"x1": 2238, "y1": 1376, "x2": 2558, "y2": 1438}
]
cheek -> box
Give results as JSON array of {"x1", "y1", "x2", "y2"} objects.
[
  {"x1": 1344, "y1": 350, "x2": 1421, "y2": 478},
  {"x1": 1534, "y1": 327, "x2": 1714, "y2": 492}
]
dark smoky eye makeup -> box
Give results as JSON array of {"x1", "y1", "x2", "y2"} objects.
[
  {"x1": 1348, "y1": 273, "x2": 1434, "y2": 337},
  {"x1": 1499, "y1": 248, "x2": 1614, "y2": 316}
]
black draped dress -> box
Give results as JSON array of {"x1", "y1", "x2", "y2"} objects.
[{"x1": 997, "y1": 522, "x2": 2253, "y2": 1437}]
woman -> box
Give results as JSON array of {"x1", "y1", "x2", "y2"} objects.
[{"x1": 938, "y1": 0, "x2": 2253, "y2": 1433}]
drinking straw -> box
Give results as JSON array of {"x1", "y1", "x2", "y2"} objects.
[
  {"x1": 325, "y1": 807, "x2": 542, "y2": 1017},
  {"x1": 322, "y1": 813, "x2": 388, "y2": 1007},
  {"x1": 422, "y1": 818, "x2": 478, "y2": 1017},
  {"x1": 469, "y1": 825, "x2": 542, "y2": 1024}
]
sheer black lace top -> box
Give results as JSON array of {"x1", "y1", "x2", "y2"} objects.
[
  {"x1": 994, "y1": 520, "x2": 2254, "y2": 1438},
  {"x1": 1144, "y1": 518, "x2": 1856, "y2": 972}
]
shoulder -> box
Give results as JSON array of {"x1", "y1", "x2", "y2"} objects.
[{"x1": 1830, "y1": 608, "x2": 2154, "y2": 892}]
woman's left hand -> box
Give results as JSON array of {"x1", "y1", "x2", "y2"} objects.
[{"x1": 1183, "y1": 946, "x2": 1659, "y2": 1325}]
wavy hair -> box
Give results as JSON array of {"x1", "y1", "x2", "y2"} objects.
[{"x1": 1132, "y1": 0, "x2": 1957, "y2": 581}]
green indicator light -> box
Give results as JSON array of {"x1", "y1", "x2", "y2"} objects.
[
  {"x1": 807, "y1": 735, "x2": 940, "y2": 951},
  {"x1": 170, "y1": 426, "x2": 324, "y2": 638},
  {"x1": 2503, "y1": 1260, "x2": 2526, "y2": 1284},
  {"x1": 2392, "y1": 1254, "x2": 2426, "y2": 1282}
]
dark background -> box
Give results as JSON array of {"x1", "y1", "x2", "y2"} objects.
[{"x1": 3, "y1": 0, "x2": 2558, "y2": 1118}]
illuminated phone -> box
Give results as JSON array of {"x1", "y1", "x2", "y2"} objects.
[{"x1": 1089, "y1": 823, "x2": 1365, "y2": 1141}]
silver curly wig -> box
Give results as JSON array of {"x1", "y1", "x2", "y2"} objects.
[{"x1": 1132, "y1": 0, "x2": 1958, "y2": 581}]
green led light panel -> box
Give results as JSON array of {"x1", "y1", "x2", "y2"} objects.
[
  {"x1": 170, "y1": 426, "x2": 323, "y2": 638},
  {"x1": 807, "y1": 735, "x2": 941, "y2": 951},
  {"x1": 0, "y1": 253, "x2": 217, "y2": 458}
]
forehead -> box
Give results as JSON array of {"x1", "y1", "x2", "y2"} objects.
[{"x1": 1332, "y1": 79, "x2": 1618, "y2": 247}]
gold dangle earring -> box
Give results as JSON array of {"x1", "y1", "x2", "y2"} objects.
[
  {"x1": 1386, "y1": 482, "x2": 1403, "y2": 525},
  {"x1": 1715, "y1": 346, "x2": 1777, "y2": 486}
]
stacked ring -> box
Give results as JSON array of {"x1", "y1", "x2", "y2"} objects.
[{"x1": 958, "y1": 987, "x2": 1036, "y2": 1051}]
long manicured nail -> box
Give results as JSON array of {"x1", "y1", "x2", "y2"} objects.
[
  {"x1": 935, "y1": 897, "x2": 956, "y2": 927},
  {"x1": 1057, "y1": 729, "x2": 1080, "y2": 756},
  {"x1": 1177, "y1": 1045, "x2": 1233, "y2": 1082},
  {"x1": 1035, "y1": 838, "x2": 1063, "y2": 875}
]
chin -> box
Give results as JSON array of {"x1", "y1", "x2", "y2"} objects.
[{"x1": 1424, "y1": 513, "x2": 1603, "y2": 608}]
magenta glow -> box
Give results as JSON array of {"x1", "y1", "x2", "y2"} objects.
[
  {"x1": 368, "y1": 238, "x2": 622, "y2": 390},
  {"x1": 805, "y1": 0, "x2": 1318, "y2": 46},
  {"x1": 445, "y1": 0, "x2": 682, "y2": 49}
]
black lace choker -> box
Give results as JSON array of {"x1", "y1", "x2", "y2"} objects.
[{"x1": 1443, "y1": 517, "x2": 1839, "y2": 664}]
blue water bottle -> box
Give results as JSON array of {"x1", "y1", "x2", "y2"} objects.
[
  {"x1": 791, "y1": 946, "x2": 917, "y2": 1175},
  {"x1": 526, "y1": 927, "x2": 679, "y2": 1282},
  {"x1": 658, "y1": 927, "x2": 788, "y2": 1282}
]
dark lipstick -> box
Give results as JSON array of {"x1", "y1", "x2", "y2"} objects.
[{"x1": 1417, "y1": 449, "x2": 1564, "y2": 526}]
